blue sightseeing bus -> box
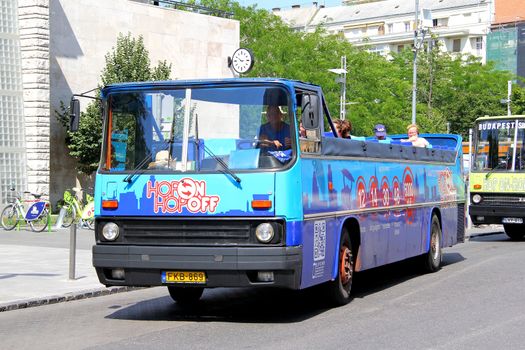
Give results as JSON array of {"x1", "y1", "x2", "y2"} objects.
[{"x1": 80, "y1": 78, "x2": 465, "y2": 305}]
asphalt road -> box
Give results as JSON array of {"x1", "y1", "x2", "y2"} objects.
[{"x1": 1, "y1": 232, "x2": 524, "y2": 350}]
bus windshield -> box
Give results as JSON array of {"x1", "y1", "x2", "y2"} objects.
[
  {"x1": 473, "y1": 119, "x2": 525, "y2": 172},
  {"x1": 103, "y1": 85, "x2": 294, "y2": 172}
]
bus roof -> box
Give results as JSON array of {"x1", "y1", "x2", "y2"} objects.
[
  {"x1": 100, "y1": 78, "x2": 321, "y2": 97},
  {"x1": 474, "y1": 115, "x2": 525, "y2": 122}
]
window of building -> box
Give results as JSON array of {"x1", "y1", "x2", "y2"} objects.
[
  {"x1": 452, "y1": 38, "x2": 462, "y2": 52},
  {"x1": 368, "y1": 46, "x2": 385, "y2": 56},
  {"x1": 404, "y1": 21, "x2": 411, "y2": 32},
  {"x1": 387, "y1": 23, "x2": 393, "y2": 33},
  {"x1": 433, "y1": 18, "x2": 449, "y2": 27},
  {"x1": 474, "y1": 37, "x2": 483, "y2": 50},
  {"x1": 378, "y1": 24, "x2": 385, "y2": 35},
  {"x1": 397, "y1": 45, "x2": 405, "y2": 53}
]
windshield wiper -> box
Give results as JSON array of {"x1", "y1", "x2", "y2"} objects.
[
  {"x1": 123, "y1": 140, "x2": 171, "y2": 183},
  {"x1": 485, "y1": 160, "x2": 508, "y2": 179},
  {"x1": 193, "y1": 114, "x2": 240, "y2": 184},
  {"x1": 123, "y1": 152, "x2": 153, "y2": 183},
  {"x1": 192, "y1": 139, "x2": 241, "y2": 184}
]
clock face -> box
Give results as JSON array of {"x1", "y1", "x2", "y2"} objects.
[{"x1": 231, "y1": 48, "x2": 254, "y2": 74}]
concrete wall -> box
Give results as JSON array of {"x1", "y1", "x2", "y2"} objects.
[
  {"x1": 46, "y1": 0, "x2": 239, "y2": 205},
  {"x1": 19, "y1": 0, "x2": 50, "y2": 199}
]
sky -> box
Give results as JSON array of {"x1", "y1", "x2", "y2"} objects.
[{"x1": 237, "y1": 0, "x2": 343, "y2": 10}]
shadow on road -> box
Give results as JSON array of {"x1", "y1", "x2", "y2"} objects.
[
  {"x1": 107, "y1": 251, "x2": 464, "y2": 323},
  {"x1": 106, "y1": 286, "x2": 330, "y2": 323},
  {"x1": 469, "y1": 232, "x2": 524, "y2": 243},
  {"x1": 351, "y1": 252, "x2": 464, "y2": 299}
]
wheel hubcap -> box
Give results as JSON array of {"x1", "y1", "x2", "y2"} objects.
[
  {"x1": 431, "y1": 227, "x2": 440, "y2": 260},
  {"x1": 339, "y1": 245, "x2": 353, "y2": 285}
]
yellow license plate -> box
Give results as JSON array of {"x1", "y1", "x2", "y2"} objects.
[{"x1": 162, "y1": 271, "x2": 206, "y2": 284}]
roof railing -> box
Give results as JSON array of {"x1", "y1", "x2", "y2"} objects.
[{"x1": 137, "y1": 0, "x2": 234, "y2": 19}]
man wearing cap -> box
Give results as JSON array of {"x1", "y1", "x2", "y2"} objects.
[{"x1": 374, "y1": 124, "x2": 391, "y2": 141}]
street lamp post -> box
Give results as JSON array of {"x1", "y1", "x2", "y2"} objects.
[
  {"x1": 411, "y1": 0, "x2": 419, "y2": 125},
  {"x1": 411, "y1": 1, "x2": 431, "y2": 125},
  {"x1": 328, "y1": 55, "x2": 347, "y2": 120}
]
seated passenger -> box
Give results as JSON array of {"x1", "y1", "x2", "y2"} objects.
[
  {"x1": 258, "y1": 105, "x2": 291, "y2": 151},
  {"x1": 334, "y1": 119, "x2": 352, "y2": 139},
  {"x1": 373, "y1": 124, "x2": 392, "y2": 141},
  {"x1": 403, "y1": 123, "x2": 430, "y2": 148}
]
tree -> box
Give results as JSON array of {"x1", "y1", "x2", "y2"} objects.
[{"x1": 56, "y1": 33, "x2": 171, "y2": 174}]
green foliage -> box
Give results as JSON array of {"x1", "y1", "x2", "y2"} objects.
[
  {"x1": 57, "y1": 33, "x2": 172, "y2": 174},
  {"x1": 191, "y1": 1, "x2": 517, "y2": 139}
]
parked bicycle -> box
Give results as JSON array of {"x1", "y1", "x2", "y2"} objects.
[
  {"x1": 1, "y1": 187, "x2": 50, "y2": 232},
  {"x1": 61, "y1": 187, "x2": 95, "y2": 230}
]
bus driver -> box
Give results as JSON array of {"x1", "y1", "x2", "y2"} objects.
[{"x1": 258, "y1": 105, "x2": 291, "y2": 151}]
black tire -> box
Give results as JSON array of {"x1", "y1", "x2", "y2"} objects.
[
  {"x1": 29, "y1": 208, "x2": 49, "y2": 232},
  {"x1": 423, "y1": 215, "x2": 442, "y2": 272},
  {"x1": 167, "y1": 286, "x2": 204, "y2": 305},
  {"x1": 61, "y1": 204, "x2": 76, "y2": 228},
  {"x1": 1, "y1": 204, "x2": 19, "y2": 231},
  {"x1": 504, "y1": 224, "x2": 525, "y2": 241},
  {"x1": 325, "y1": 229, "x2": 354, "y2": 306}
]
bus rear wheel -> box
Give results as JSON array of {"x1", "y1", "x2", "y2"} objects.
[
  {"x1": 423, "y1": 215, "x2": 442, "y2": 272},
  {"x1": 325, "y1": 229, "x2": 354, "y2": 306},
  {"x1": 504, "y1": 224, "x2": 525, "y2": 241},
  {"x1": 167, "y1": 286, "x2": 204, "y2": 305}
]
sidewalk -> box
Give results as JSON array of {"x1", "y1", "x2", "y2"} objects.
[
  {"x1": 0, "y1": 225, "x2": 505, "y2": 312},
  {"x1": 0, "y1": 227, "x2": 130, "y2": 312}
]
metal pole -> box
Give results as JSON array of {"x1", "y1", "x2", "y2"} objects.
[
  {"x1": 508, "y1": 80, "x2": 512, "y2": 117},
  {"x1": 341, "y1": 55, "x2": 347, "y2": 120},
  {"x1": 509, "y1": 81, "x2": 519, "y2": 171},
  {"x1": 411, "y1": 0, "x2": 419, "y2": 125},
  {"x1": 69, "y1": 223, "x2": 77, "y2": 280},
  {"x1": 467, "y1": 128, "x2": 473, "y2": 229}
]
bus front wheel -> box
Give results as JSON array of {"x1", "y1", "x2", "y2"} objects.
[
  {"x1": 167, "y1": 286, "x2": 204, "y2": 305},
  {"x1": 504, "y1": 224, "x2": 525, "y2": 241},
  {"x1": 423, "y1": 215, "x2": 442, "y2": 272},
  {"x1": 325, "y1": 229, "x2": 354, "y2": 306}
]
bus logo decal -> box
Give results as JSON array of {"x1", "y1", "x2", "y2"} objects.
[{"x1": 146, "y1": 178, "x2": 220, "y2": 214}]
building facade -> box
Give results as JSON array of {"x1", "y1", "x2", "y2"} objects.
[
  {"x1": 275, "y1": 0, "x2": 494, "y2": 63},
  {"x1": 0, "y1": 0, "x2": 27, "y2": 204},
  {"x1": 487, "y1": 0, "x2": 525, "y2": 79},
  {"x1": 0, "y1": 0, "x2": 239, "y2": 206}
]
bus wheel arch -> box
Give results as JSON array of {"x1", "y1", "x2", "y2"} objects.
[
  {"x1": 325, "y1": 218, "x2": 360, "y2": 306},
  {"x1": 423, "y1": 209, "x2": 443, "y2": 272},
  {"x1": 343, "y1": 218, "x2": 361, "y2": 271}
]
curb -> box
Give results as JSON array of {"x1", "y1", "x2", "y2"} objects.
[{"x1": 0, "y1": 286, "x2": 141, "y2": 313}]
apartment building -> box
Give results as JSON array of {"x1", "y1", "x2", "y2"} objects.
[{"x1": 275, "y1": 0, "x2": 493, "y2": 63}]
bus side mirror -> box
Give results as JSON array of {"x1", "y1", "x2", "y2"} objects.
[
  {"x1": 301, "y1": 94, "x2": 319, "y2": 129},
  {"x1": 70, "y1": 98, "x2": 80, "y2": 132}
]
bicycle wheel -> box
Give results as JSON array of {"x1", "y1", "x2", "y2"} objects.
[
  {"x1": 61, "y1": 204, "x2": 76, "y2": 228},
  {"x1": 29, "y1": 208, "x2": 49, "y2": 232},
  {"x1": 1, "y1": 204, "x2": 19, "y2": 230},
  {"x1": 85, "y1": 217, "x2": 95, "y2": 230}
]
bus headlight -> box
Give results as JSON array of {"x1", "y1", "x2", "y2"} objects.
[
  {"x1": 255, "y1": 223, "x2": 274, "y2": 243},
  {"x1": 102, "y1": 222, "x2": 120, "y2": 241},
  {"x1": 472, "y1": 194, "x2": 482, "y2": 204}
]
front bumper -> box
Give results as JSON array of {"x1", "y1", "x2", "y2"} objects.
[
  {"x1": 469, "y1": 205, "x2": 525, "y2": 225},
  {"x1": 93, "y1": 244, "x2": 302, "y2": 289}
]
